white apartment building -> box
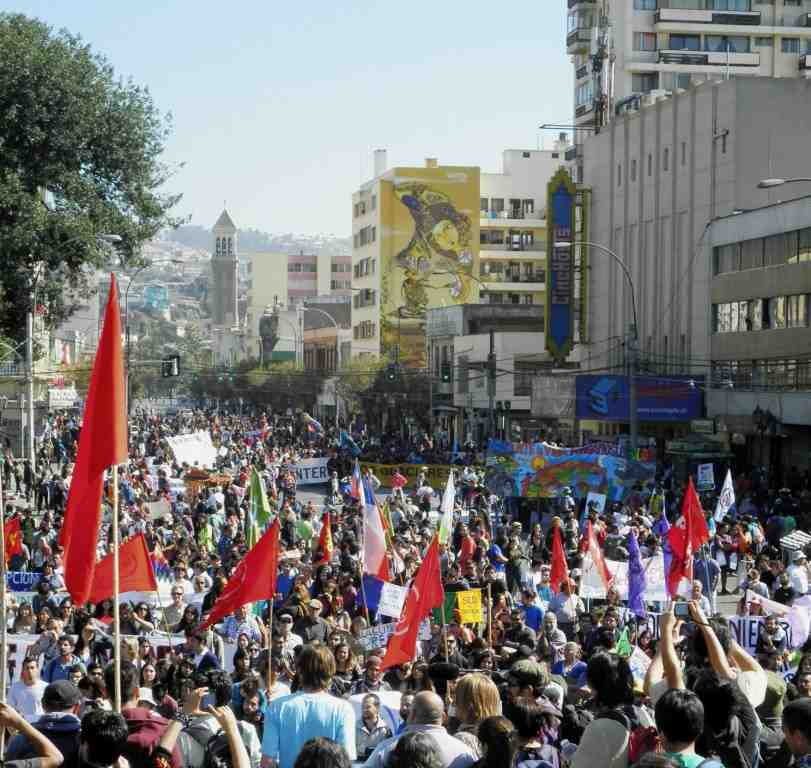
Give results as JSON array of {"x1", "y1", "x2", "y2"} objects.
[
  {"x1": 568, "y1": 0, "x2": 811, "y2": 179},
  {"x1": 479, "y1": 148, "x2": 566, "y2": 307}
]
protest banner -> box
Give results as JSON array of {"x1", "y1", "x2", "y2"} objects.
[
  {"x1": 628, "y1": 646, "x2": 652, "y2": 684},
  {"x1": 146, "y1": 498, "x2": 172, "y2": 521},
  {"x1": 458, "y1": 589, "x2": 483, "y2": 623},
  {"x1": 727, "y1": 615, "x2": 793, "y2": 656},
  {"x1": 579, "y1": 553, "x2": 668, "y2": 602},
  {"x1": 697, "y1": 463, "x2": 715, "y2": 491},
  {"x1": 288, "y1": 457, "x2": 330, "y2": 486},
  {"x1": 359, "y1": 462, "x2": 463, "y2": 490},
  {"x1": 166, "y1": 431, "x2": 218, "y2": 468},
  {"x1": 6, "y1": 572, "x2": 42, "y2": 592},
  {"x1": 378, "y1": 582, "x2": 408, "y2": 620}
]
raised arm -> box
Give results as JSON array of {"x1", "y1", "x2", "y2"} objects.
[
  {"x1": 689, "y1": 601, "x2": 735, "y2": 681},
  {"x1": 0, "y1": 702, "x2": 63, "y2": 768},
  {"x1": 659, "y1": 604, "x2": 684, "y2": 690}
]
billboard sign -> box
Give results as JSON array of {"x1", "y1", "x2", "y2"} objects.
[
  {"x1": 575, "y1": 375, "x2": 702, "y2": 422},
  {"x1": 545, "y1": 168, "x2": 576, "y2": 363}
]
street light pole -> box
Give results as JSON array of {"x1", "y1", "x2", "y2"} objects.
[{"x1": 555, "y1": 239, "x2": 640, "y2": 454}]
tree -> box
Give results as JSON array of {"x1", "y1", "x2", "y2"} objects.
[
  {"x1": 0, "y1": 14, "x2": 182, "y2": 346},
  {"x1": 334, "y1": 356, "x2": 385, "y2": 418}
]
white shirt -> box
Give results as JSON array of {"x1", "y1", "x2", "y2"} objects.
[
  {"x1": 8, "y1": 679, "x2": 47, "y2": 721},
  {"x1": 788, "y1": 563, "x2": 809, "y2": 596}
]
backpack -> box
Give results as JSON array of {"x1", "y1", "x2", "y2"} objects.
[
  {"x1": 184, "y1": 723, "x2": 233, "y2": 768},
  {"x1": 597, "y1": 707, "x2": 659, "y2": 765},
  {"x1": 514, "y1": 745, "x2": 558, "y2": 768}
]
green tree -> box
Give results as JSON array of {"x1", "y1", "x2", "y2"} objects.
[{"x1": 0, "y1": 14, "x2": 182, "y2": 345}]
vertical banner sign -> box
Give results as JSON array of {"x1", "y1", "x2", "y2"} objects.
[{"x1": 546, "y1": 168, "x2": 577, "y2": 363}]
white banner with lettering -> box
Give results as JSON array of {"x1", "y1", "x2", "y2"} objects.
[
  {"x1": 579, "y1": 552, "x2": 668, "y2": 603},
  {"x1": 289, "y1": 457, "x2": 330, "y2": 486},
  {"x1": 166, "y1": 431, "x2": 218, "y2": 468}
]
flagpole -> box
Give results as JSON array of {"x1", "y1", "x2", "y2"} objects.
[
  {"x1": 266, "y1": 594, "x2": 274, "y2": 697},
  {"x1": 112, "y1": 467, "x2": 122, "y2": 712},
  {"x1": 440, "y1": 602, "x2": 449, "y2": 662},
  {"x1": 486, "y1": 582, "x2": 493, "y2": 649},
  {"x1": 0, "y1": 466, "x2": 7, "y2": 759}
]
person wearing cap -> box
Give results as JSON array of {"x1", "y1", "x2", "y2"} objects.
[
  {"x1": 275, "y1": 612, "x2": 303, "y2": 655},
  {"x1": 507, "y1": 659, "x2": 548, "y2": 704},
  {"x1": 9, "y1": 656, "x2": 48, "y2": 722},
  {"x1": 220, "y1": 603, "x2": 265, "y2": 645},
  {"x1": 351, "y1": 655, "x2": 392, "y2": 696},
  {"x1": 6, "y1": 679, "x2": 82, "y2": 766},
  {"x1": 293, "y1": 599, "x2": 329, "y2": 644},
  {"x1": 789, "y1": 551, "x2": 810, "y2": 596},
  {"x1": 42, "y1": 635, "x2": 86, "y2": 684}
]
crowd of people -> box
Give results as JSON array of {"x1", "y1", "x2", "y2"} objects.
[{"x1": 0, "y1": 407, "x2": 811, "y2": 768}]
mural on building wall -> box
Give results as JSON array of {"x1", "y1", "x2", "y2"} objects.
[{"x1": 380, "y1": 167, "x2": 480, "y2": 366}]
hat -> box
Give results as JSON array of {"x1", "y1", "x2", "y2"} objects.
[
  {"x1": 794, "y1": 551, "x2": 807, "y2": 562},
  {"x1": 427, "y1": 662, "x2": 461, "y2": 682},
  {"x1": 42, "y1": 680, "x2": 81, "y2": 710},
  {"x1": 509, "y1": 659, "x2": 546, "y2": 688},
  {"x1": 308, "y1": 599, "x2": 323, "y2": 610}
]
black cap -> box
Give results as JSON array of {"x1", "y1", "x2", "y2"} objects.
[{"x1": 43, "y1": 680, "x2": 81, "y2": 710}]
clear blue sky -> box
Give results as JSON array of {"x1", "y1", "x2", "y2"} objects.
[{"x1": 9, "y1": 1, "x2": 570, "y2": 236}]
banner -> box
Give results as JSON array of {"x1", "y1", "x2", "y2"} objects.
[
  {"x1": 697, "y1": 463, "x2": 715, "y2": 491},
  {"x1": 575, "y1": 375, "x2": 703, "y2": 422},
  {"x1": 457, "y1": 589, "x2": 483, "y2": 623},
  {"x1": 378, "y1": 582, "x2": 408, "y2": 620},
  {"x1": 287, "y1": 457, "x2": 330, "y2": 486},
  {"x1": 485, "y1": 440, "x2": 655, "y2": 501},
  {"x1": 727, "y1": 616, "x2": 793, "y2": 656},
  {"x1": 166, "y1": 431, "x2": 218, "y2": 468},
  {"x1": 357, "y1": 619, "x2": 432, "y2": 652},
  {"x1": 6, "y1": 572, "x2": 42, "y2": 592},
  {"x1": 579, "y1": 553, "x2": 668, "y2": 602},
  {"x1": 359, "y1": 463, "x2": 464, "y2": 490}
]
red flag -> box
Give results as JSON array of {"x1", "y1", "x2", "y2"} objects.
[
  {"x1": 86, "y1": 534, "x2": 157, "y2": 604},
  {"x1": 381, "y1": 536, "x2": 444, "y2": 670},
  {"x1": 200, "y1": 519, "x2": 281, "y2": 630},
  {"x1": 62, "y1": 275, "x2": 127, "y2": 605},
  {"x1": 315, "y1": 511, "x2": 333, "y2": 566},
  {"x1": 666, "y1": 478, "x2": 709, "y2": 596},
  {"x1": 585, "y1": 520, "x2": 613, "y2": 591},
  {"x1": 549, "y1": 525, "x2": 570, "y2": 594},
  {"x1": 4, "y1": 517, "x2": 22, "y2": 566}
]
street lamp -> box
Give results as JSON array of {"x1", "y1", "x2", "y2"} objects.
[
  {"x1": 757, "y1": 178, "x2": 811, "y2": 189},
  {"x1": 555, "y1": 239, "x2": 640, "y2": 453},
  {"x1": 124, "y1": 258, "x2": 182, "y2": 414}
]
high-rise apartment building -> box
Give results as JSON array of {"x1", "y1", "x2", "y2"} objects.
[{"x1": 568, "y1": 0, "x2": 811, "y2": 180}]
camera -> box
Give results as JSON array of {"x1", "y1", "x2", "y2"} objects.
[{"x1": 674, "y1": 602, "x2": 691, "y2": 619}]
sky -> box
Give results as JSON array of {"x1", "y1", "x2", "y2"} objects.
[{"x1": 7, "y1": 1, "x2": 570, "y2": 236}]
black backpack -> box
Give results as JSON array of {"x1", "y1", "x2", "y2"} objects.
[{"x1": 202, "y1": 729, "x2": 233, "y2": 768}]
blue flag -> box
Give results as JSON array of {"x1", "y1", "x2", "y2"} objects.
[
  {"x1": 627, "y1": 530, "x2": 647, "y2": 618},
  {"x1": 361, "y1": 574, "x2": 385, "y2": 616},
  {"x1": 340, "y1": 430, "x2": 361, "y2": 457}
]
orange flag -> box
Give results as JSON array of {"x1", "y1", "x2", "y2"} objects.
[
  {"x1": 86, "y1": 534, "x2": 157, "y2": 604},
  {"x1": 549, "y1": 525, "x2": 570, "y2": 594},
  {"x1": 315, "y1": 511, "x2": 333, "y2": 566},
  {"x1": 200, "y1": 519, "x2": 281, "y2": 630},
  {"x1": 62, "y1": 274, "x2": 127, "y2": 605},
  {"x1": 381, "y1": 536, "x2": 444, "y2": 670},
  {"x1": 4, "y1": 517, "x2": 22, "y2": 565}
]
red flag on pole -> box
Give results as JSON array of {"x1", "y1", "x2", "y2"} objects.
[
  {"x1": 200, "y1": 519, "x2": 281, "y2": 630},
  {"x1": 4, "y1": 517, "x2": 22, "y2": 566},
  {"x1": 62, "y1": 275, "x2": 127, "y2": 605},
  {"x1": 381, "y1": 536, "x2": 444, "y2": 670},
  {"x1": 86, "y1": 534, "x2": 157, "y2": 604},
  {"x1": 585, "y1": 520, "x2": 613, "y2": 591},
  {"x1": 315, "y1": 511, "x2": 333, "y2": 566},
  {"x1": 667, "y1": 477, "x2": 709, "y2": 596},
  {"x1": 549, "y1": 525, "x2": 570, "y2": 594}
]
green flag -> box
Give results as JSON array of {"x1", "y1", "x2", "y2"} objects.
[
  {"x1": 613, "y1": 627, "x2": 633, "y2": 658},
  {"x1": 432, "y1": 592, "x2": 458, "y2": 625},
  {"x1": 247, "y1": 468, "x2": 272, "y2": 548}
]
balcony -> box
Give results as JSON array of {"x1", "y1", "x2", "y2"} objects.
[
  {"x1": 801, "y1": 54, "x2": 811, "y2": 72},
  {"x1": 568, "y1": 0, "x2": 595, "y2": 7},
  {"x1": 480, "y1": 245, "x2": 545, "y2": 258},
  {"x1": 481, "y1": 272, "x2": 546, "y2": 286},
  {"x1": 657, "y1": 49, "x2": 759, "y2": 66},
  {"x1": 567, "y1": 27, "x2": 592, "y2": 53},
  {"x1": 575, "y1": 101, "x2": 595, "y2": 117},
  {"x1": 480, "y1": 211, "x2": 545, "y2": 226},
  {"x1": 565, "y1": 144, "x2": 580, "y2": 162},
  {"x1": 575, "y1": 63, "x2": 590, "y2": 80},
  {"x1": 655, "y1": 7, "x2": 760, "y2": 25}
]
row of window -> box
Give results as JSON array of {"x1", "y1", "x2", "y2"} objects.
[
  {"x1": 354, "y1": 257, "x2": 376, "y2": 278},
  {"x1": 480, "y1": 293, "x2": 536, "y2": 305},
  {"x1": 639, "y1": 0, "x2": 807, "y2": 10},
  {"x1": 288, "y1": 262, "x2": 317, "y2": 273},
  {"x1": 480, "y1": 198, "x2": 535, "y2": 216},
  {"x1": 353, "y1": 289, "x2": 376, "y2": 308},
  {"x1": 658, "y1": 32, "x2": 807, "y2": 54},
  {"x1": 331, "y1": 280, "x2": 351, "y2": 290},
  {"x1": 214, "y1": 237, "x2": 233, "y2": 257},
  {"x1": 711, "y1": 359, "x2": 811, "y2": 391},
  {"x1": 714, "y1": 228, "x2": 811, "y2": 275},
  {"x1": 331, "y1": 262, "x2": 351, "y2": 273},
  {"x1": 576, "y1": 80, "x2": 595, "y2": 108},
  {"x1": 481, "y1": 262, "x2": 545, "y2": 282},
  {"x1": 353, "y1": 196, "x2": 376, "y2": 219},
  {"x1": 353, "y1": 225, "x2": 376, "y2": 248},
  {"x1": 617, "y1": 141, "x2": 690, "y2": 187},
  {"x1": 480, "y1": 230, "x2": 537, "y2": 247},
  {"x1": 353, "y1": 321, "x2": 377, "y2": 340},
  {"x1": 713, "y1": 295, "x2": 810, "y2": 333}
]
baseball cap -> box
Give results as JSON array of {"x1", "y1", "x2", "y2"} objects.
[
  {"x1": 43, "y1": 680, "x2": 81, "y2": 710},
  {"x1": 509, "y1": 659, "x2": 546, "y2": 688}
]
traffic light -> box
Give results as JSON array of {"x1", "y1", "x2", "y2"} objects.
[
  {"x1": 161, "y1": 354, "x2": 180, "y2": 378},
  {"x1": 385, "y1": 364, "x2": 399, "y2": 383},
  {"x1": 440, "y1": 364, "x2": 451, "y2": 384}
]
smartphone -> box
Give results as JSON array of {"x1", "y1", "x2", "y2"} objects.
[
  {"x1": 674, "y1": 602, "x2": 691, "y2": 619},
  {"x1": 201, "y1": 693, "x2": 216, "y2": 710}
]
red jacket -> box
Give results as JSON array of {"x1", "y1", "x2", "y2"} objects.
[{"x1": 121, "y1": 707, "x2": 183, "y2": 768}]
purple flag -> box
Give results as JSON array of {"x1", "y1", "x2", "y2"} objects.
[
  {"x1": 627, "y1": 529, "x2": 647, "y2": 619},
  {"x1": 653, "y1": 512, "x2": 672, "y2": 584}
]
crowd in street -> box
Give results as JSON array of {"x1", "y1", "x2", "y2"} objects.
[{"x1": 2, "y1": 407, "x2": 811, "y2": 768}]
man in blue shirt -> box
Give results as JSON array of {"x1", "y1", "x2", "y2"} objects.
[
  {"x1": 262, "y1": 644, "x2": 356, "y2": 768},
  {"x1": 520, "y1": 588, "x2": 545, "y2": 633},
  {"x1": 42, "y1": 636, "x2": 85, "y2": 683}
]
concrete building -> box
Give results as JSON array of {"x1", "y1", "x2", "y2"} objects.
[
  {"x1": 582, "y1": 76, "x2": 811, "y2": 441},
  {"x1": 707, "y1": 194, "x2": 811, "y2": 479},
  {"x1": 479, "y1": 149, "x2": 565, "y2": 306},
  {"x1": 568, "y1": 0, "x2": 811, "y2": 181},
  {"x1": 425, "y1": 304, "x2": 555, "y2": 444},
  {"x1": 288, "y1": 252, "x2": 352, "y2": 300},
  {"x1": 246, "y1": 252, "x2": 289, "y2": 352}
]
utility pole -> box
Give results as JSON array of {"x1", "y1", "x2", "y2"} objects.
[
  {"x1": 487, "y1": 329, "x2": 496, "y2": 442},
  {"x1": 25, "y1": 307, "x2": 35, "y2": 472},
  {"x1": 627, "y1": 322, "x2": 639, "y2": 456}
]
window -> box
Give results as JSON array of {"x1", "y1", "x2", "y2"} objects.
[
  {"x1": 371, "y1": 195, "x2": 377, "y2": 211},
  {"x1": 631, "y1": 158, "x2": 637, "y2": 181},
  {"x1": 480, "y1": 198, "x2": 488, "y2": 213},
  {"x1": 618, "y1": 164, "x2": 622, "y2": 187},
  {"x1": 740, "y1": 238, "x2": 763, "y2": 270},
  {"x1": 714, "y1": 243, "x2": 740, "y2": 274},
  {"x1": 523, "y1": 199, "x2": 535, "y2": 215},
  {"x1": 787, "y1": 295, "x2": 809, "y2": 328},
  {"x1": 634, "y1": 32, "x2": 657, "y2": 51},
  {"x1": 648, "y1": 154, "x2": 652, "y2": 176},
  {"x1": 764, "y1": 232, "x2": 796, "y2": 266},
  {"x1": 755, "y1": 37, "x2": 773, "y2": 47},
  {"x1": 782, "y1": 38, "x2": 800, "y2": 54},
  {"x1": 706, "y1": 36, "x2": 750, "y2": 53},
  {"x1": 663, "y1": 147, "x2": 670, "y2": 171},
  {"x1": 634, "y1": 0, "x2": 657, "y2": 8},
  {"x1": 669, "y1": 34, "x2": 701, "y2": 51},
  {"x1": 631, "y1": 73, "x2": 659, "y2": 93},
  {"x1": 576, "y1": 80, "x2": 595, "y2": 107},
  {"x1": 796, "y1": 228, "x2": 811, "y2": 262},
  {"x1": 491, "y1": 198, "x2": 504, "y2": 213},
  {"x1": 766, "y1": 296, "x2": 786, "y2": 328},
  {"x1": 681, "y1": 141, "x2": 687, "y2": 166},
  {"x1": 748, "y1": 299, "x2": 763, "y2": 331}
]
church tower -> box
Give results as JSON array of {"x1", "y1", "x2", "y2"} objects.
[{"x1": 212, "y1": 209, "x2": 239, "y2": 327}]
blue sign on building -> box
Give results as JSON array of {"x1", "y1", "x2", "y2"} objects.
[
  {"x1": 575, "y1": 375, "x2": 703, "y2": 422},
  {"x1": 545, "y1": 168, "x2": 577, "y2": 363}
]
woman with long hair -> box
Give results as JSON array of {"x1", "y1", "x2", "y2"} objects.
[
  {"x1": 94, "y1": 599, "x2": 115, "y2": 625},
  {"x1": 453, "y1": 673, "x2": 502, "y2": 759},
  {"x1": 330, "y1": 643, "x2": 359, "y2": 697},
  {"x1": 472, "y1": 716, "x2": 518, "y2": 768},
  {"x1": 12, "y1": 602, "x2": 35, "y2": 634},
  {"x1": 171, "y1": 605, "x2": 200, "y2": 635}
]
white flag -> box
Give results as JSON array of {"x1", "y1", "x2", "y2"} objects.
[
  {"x1": 438, "y1": 471, "x2": 456, "y2": 545},
  {"x1": 714, "y1": 469, "x2": 736, "y2": 522}
]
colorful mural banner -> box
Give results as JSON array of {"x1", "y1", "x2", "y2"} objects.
[
  {"x1": 359, "y1": 462, "x2": 467, "y2": 490},
  {"x1": 485, "y1": 440, "x2": 656, "y2": 501}
]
